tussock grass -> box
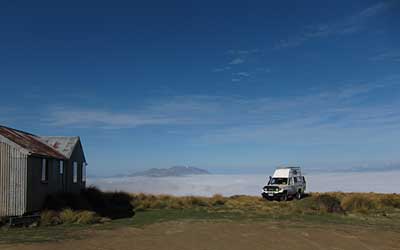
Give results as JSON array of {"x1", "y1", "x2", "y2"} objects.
[
  {"x1": 41, "y1": 209, "x2": 101, "y2": 226},
  {"x1": 38, "y1": 188, "x2": 400, "y2": 227},
  {"x1": 131, "y1": 192, "x2": 400, "y2": 217}
]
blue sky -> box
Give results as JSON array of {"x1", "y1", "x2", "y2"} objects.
[{"x1": 0, "y1": 0, "x2": 399, "y2": 176}]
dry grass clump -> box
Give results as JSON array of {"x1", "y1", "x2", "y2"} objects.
[
  {"x1": 75, "y1": 211, "x2": 102, "y2": 224},
  {"x1": 130, "y1": 192, "x2": 400, "y2": 216},
  {"x1": 40, "y1": 210, "x2": 61, "y2": 226},
  {"x1": 40, "y1": 209, "x2": 102, "y2": 226},
  {"x1": 132, "y1": 194, "x2": 214, "y2": 210}
]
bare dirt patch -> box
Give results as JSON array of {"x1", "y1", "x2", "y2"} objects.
[{"x1": 2, "y1": 220, "x2": 399, "y2": 250}]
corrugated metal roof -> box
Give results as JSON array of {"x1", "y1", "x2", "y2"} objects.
[
  {"x1": 0, "y1": 126, "x2": 66, "y2": 159},
  {"x1": 39, "y1": 136, "x2": 79, "y2": 159}
]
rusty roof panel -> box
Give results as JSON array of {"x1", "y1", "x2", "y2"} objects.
[{"x1": 0, "y1": 126, "x2": 66, "y2": 159}]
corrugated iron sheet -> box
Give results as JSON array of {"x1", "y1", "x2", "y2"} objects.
[
  {"x1": 0, "y1": 141, "x2": 27, "y2": 217},
  {"x1": 0, "y1": 126, "x2": 66, "y2": 159},
  {"x1": 40, "y1": 136, "x2": 79, "y2": 158}
]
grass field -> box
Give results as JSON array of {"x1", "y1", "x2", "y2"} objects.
[{"x1": 1, "y1": 192, "x2": 400, "y2": 245}]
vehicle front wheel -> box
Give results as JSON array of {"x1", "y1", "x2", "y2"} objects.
[
  {"x1": 295, "y1": 191, "x2": 302, "y2": 200},
  {"x1": 280, "y1": 192, "x2": 288, "y2": 202}
]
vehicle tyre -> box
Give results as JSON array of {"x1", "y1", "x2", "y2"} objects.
[
  {"x1": 280, "y1": 192, "x2": 288, "y2": 202},
  {"x1": 295, "y1": 191, "x2": 302, "y2": 200}
]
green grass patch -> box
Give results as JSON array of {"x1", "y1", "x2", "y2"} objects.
[
  {"x1": 2, "y1": 191, "x2": 400, "y2": 244},
  {"x1": 2, "y1": 207, "x2": 400, "y2": 245}
]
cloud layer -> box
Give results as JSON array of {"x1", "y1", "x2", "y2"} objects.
[{"x1": 89, "y1": 170, "x2": 400, "y2": 196}]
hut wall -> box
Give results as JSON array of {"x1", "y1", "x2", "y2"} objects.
[{"x1": 0, "y1": 141, "x2": 28, "y2": 217}]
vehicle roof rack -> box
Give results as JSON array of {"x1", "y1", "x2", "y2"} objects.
[{"x1": 277, "y1": 166, "x2": 301, "y2": 170}]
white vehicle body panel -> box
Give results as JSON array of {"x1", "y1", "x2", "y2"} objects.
[{"x1": 272, "y1": 169, "x2": 290, "y2": 178}]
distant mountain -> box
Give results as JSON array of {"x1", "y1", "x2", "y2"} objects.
[{"x1": 130, "y1": 166, "x2": 210, "y2": 177}]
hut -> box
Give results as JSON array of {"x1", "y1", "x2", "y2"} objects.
[{"x1": 0, "y1": 125, "x2": 87, "y2": 217}]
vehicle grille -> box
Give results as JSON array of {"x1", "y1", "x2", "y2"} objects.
[{"x1": 264, "y1": 186, "x2": 279, "y2": 192}]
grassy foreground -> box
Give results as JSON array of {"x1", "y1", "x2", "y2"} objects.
[{"x1": 1, "y1": 191, "x2": 400, "y2": 244}]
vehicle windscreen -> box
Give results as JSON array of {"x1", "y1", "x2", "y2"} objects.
[{"x1": 269, "y1": 178, "x2": 288, "y2": 185}]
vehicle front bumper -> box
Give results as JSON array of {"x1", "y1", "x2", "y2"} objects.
[{"x1": 261, "y1": 192, "x2": 284, "y2": 200}]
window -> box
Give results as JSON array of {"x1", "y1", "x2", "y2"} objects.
[
  {"x1": 41, "y1": 159, "x2": 48, "y2": 182},
  {"x1": 59, "y1": 160, "x2": 64, "y2": 175},
  {"x1": 73, "y1": 162, "x2": 78, "y2": 183},
  {"x1": 294, "y1": 177, "x2": 298, "y2": 183},
  {"x1": 269, "y1": 178, "x2": 288, "y2": 185},
  {"x1": 82, "y1": 162, "x2": 87, "y2": 182}
]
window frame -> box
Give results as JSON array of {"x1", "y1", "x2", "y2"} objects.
[
  {"x1": 41, "y1": 158, "x2": 49, "y2": 183},
  {"x1": 73, "y1": 161, "x2": 78, "y2": 183},
  {"x1": 59, "y1": 160, "x2": 64, "y2": 175},
  {"x1": 82, "y1": 162, "x2": 87, "y2": 182}
]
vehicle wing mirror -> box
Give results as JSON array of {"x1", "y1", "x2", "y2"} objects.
[{"x1": 268, "y1": 176, "x2": 272, "y2": 184}]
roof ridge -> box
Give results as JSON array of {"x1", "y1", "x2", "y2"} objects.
[
  {"x1": 0, "y1": 125, "x2": 66, "y2": 159},
  {"x1": 0, "y1": 124, "x2": 36, "y2": 137},
  {"x1": 40, "y1": 136, "x2": 79, "y2": 138}
]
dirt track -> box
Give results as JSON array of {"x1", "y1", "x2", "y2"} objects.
[{"x1": 2, "y1": 221, "x2": 400, "y2": 250}]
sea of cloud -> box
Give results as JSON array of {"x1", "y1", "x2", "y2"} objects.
[{"x1": 88, "y1": 170, "x2": 400, "y2": 196}]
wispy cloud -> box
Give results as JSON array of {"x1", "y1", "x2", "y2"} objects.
[
  {"x1": 43, "y1": 77, "x2": 400, "y2": 137},
  {"x1": 229, "y1": 58, "x2": 244, "y2": 65},
  {"x1": 256, "y1": 67, "x2": 271, "y2": 73},
  {"x1": 275, "y1": 2, "x2": 391, "y2": 49},
  {"x1": 212, "y1": 66, "x2": 231, "y2": 72},
  {"x1": 230, "y1": 72, "x2": 250, "y2": 82},
  {"x1": 227, "y1": 49, "x2": 260, "y2": 55},
  {"x1": 370, "y1": 51, "x2": 400, "y2": 62},
  {"x1": 44, "y1": 109, "x2": 177, "y2": 129},
  {"x1": 233, "y1": 72, "x2": 250, "y2": 77}
]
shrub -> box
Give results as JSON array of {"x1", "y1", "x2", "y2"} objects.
[
  {"x1": 210, "y1": 194, "x2": 227, "y2": 206},
  {"x1": 44, "y1": 192, "x2": 90, "y2": 211},
  {"x1": 298, "y1": 194, "x2": 343, "y2": 214},
  {"x1": 341, "y1": 194, "x2": 377, "y2": 213},
  {"x1": 379, "y1": 194, "x2": 400, "y2": 209},
  {"x1": 316, "y1": 194, "x2": 344, "y2": 213},
  {"x1": 43, "y1": 186, "x2": 135, "y2": 220}
]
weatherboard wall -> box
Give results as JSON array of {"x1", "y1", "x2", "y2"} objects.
[
  {"x1": 65, "y1": 139, "x2": 86, "y2": 193},
  {"x1": 0, "y1": 140, "x2": 28, "y2": 217}
]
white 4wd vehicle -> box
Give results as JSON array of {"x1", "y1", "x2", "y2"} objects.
[{"x1": 262, "y1": 166, "x2": 306, "y2": 201}]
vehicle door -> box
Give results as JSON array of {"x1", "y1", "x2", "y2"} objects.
[{"x1": 288, "y1": 177, "x2": 296, "y2": 195}]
